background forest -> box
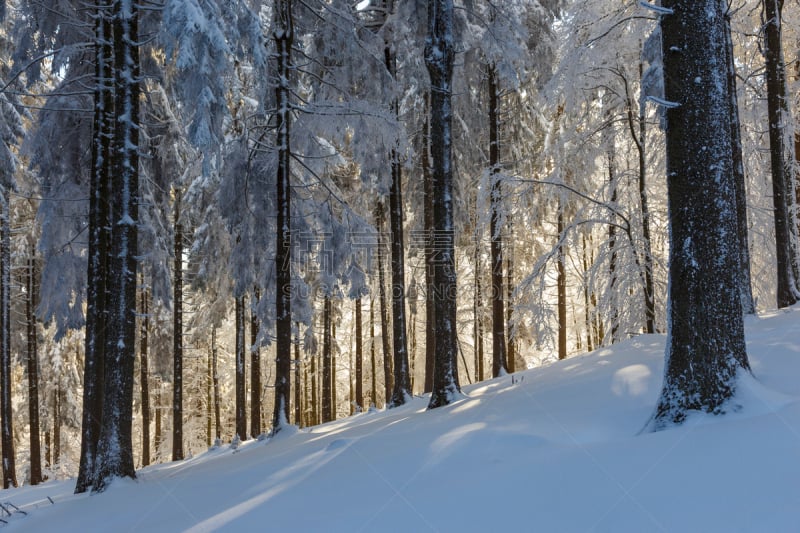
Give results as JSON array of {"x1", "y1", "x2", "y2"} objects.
[{"x1": 0, "y1": 0, "x2": 797, "y2": 490}]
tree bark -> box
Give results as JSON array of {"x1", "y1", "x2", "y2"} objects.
[
  {"x1": 763, "y1": 0, "x2": 799, "y2": 308},
  {"x1": 272, "y1": 0, "x2": 294, "y2": 433},
  {"x1": 212, "y1": 327, "x2": 221, "y2": 440},
  {"x1": 608, "y1": 152, "x2": 619, "y2": 343},
  {"x1": 27, "y1": 258, "x2": 42, "y2": 485},
  {"x1": 172, "y1": 193, "x2": 184, "y2": 461},
  {"x1": 355, "y1": 298, "x2": 363, "y2": 411},
  {"x1": 322, "y1": 295, "x2": 333, "y2": 423},
  {"x1": 139, "y1": 278, "x2": 150, "y2": 466},
  {"x1": 251, "y1": 288, "x2": 261, "y2": 436},
  {"x1": 235, "y1": 295, "x2": 247, "y2": 439},
  {"x1": 653, "y1": 0, "x2": 749, "y2": 428},
  {"x1": 76, "y1": 3, "x2": 112, "y2": 494},
  {"x1": 557, "y1": 208, "x2": 567, "y2": 361},
  {"x1": 423, "y1": 94, "x2": 435, "y2": 394},
  {"x1": 425, "y1": 0, "x2": 461, "y2": 408},
  {"x1": 93, "y1": 0, "x2": 140, "y2": 489},
  {"x1": 375, "y1": 202, "x2": 393, "y2": 406},
  {"x1": 488, "y1": 65, "x2": 507, "y2": 377}
]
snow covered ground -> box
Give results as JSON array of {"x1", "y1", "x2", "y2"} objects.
[{"x1": 3, "y1": 307, "x2": 800, "y2": 532}]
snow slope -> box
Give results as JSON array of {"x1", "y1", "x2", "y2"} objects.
[{"x1": 4, "y1": 307, "x2": 800, "y2": 532}]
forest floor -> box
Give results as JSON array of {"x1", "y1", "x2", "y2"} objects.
[{"x1": 3, "y1": 306, "x2": 800, "y2": 532}]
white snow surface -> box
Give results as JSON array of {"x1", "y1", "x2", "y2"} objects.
[{"x1": 5, "y1": 307, "x2": 800, "y2": 532}]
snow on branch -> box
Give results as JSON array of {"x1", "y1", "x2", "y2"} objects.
[
  {"x1": 647, "y1": 95, "x2": 680, "y2": 108},
  {"x1": 638, "y1": 1, "x2": 674, "y2": 15}
]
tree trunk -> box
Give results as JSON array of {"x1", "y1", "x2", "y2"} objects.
[
  {"x1": 27, "y1": 258, "x2": 42, "y2": 485},
  {"x1": 331, "y1": 321, "x2": 337, "y2": 420},
  {"x1": 322, "y1": 295, "x2": 332, "y2": 423},
  {"x1": 652, "y1": 0, "x2": 749, "y2": 429},
  {"x1": 294, "y1": 330, "x2": 301, "y2": 426},
  {"x1": 375, "y1": 202, "x2": 393, "y2": 406},
  {"x1": 251, "y1": 288, "x2": 261, "y2": 436},
  {"x1": 506, "y1": 219, "x2": 515, "y2": 372},
  {"x1": 582, "y1": 235, "x2": 593, "y2": 352},
  {"x1": 488, "y1": 65, "x2": 508, "y2": 377},
  {"x1": 93, "y1": 0, "x2": 140, "y2": 489},
  {"x1": 355, "y1": 298, "x2": 363, "y2": 411},
  {"x1": 76, "y1": 3, "x2": 112, "y2": 494},
  {"x1": 140, "y1": 279, "x2": 150, "y2": 466},
  {"x1": 425, "y1": 0, "x2": 461, "y2": 408},
  {"x1": 53, "y1": 387, "x2": 60, "y2": 465},
  {"x1": 557, "y1": 208, "x2": 567, "y2": 361},
  {"x1": 206, "y1": 342, "x2": 212, "y2": 446},
  {"x1": 272, "y1": 0, "x2": 294, "y2": 433},
  {"x1": 423, "y1": 94, "x2": 435, "y2": 394},
  {"x1": 473, "y1": 227, "x2": 484, "y2": 382},
  {"x1": 154, "y1": 379, "x2": 162, "y2": 455},
  {"x1": 212, "y1": 327, "x2": 221, "y2": 440},
  {"x1": 235, "y1": 294, "x2": 247, "y2": 440},
  {"x1": 172, "y1": 193, "x2": 184, "y2": 461},
  {"x1": 722, "y1": 20, "x2": 755, "y2": 315},
  {"x1": 608, "y1": 152, "x2": 619, "y2": 343},
  {"x1": 763, "y1": 0, "x2": 799, "y2": 308},
  {"x1": 370, "y1": 297, "x2": 377, "y2": 408}
]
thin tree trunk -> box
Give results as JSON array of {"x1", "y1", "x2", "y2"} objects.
[
  {"x1": 557, "y1": 208, "x2": 567, "y2": 361},
  {"x1": 154, "y1": 379, "x2": 162, "y2": 455},
  {"x1": 506, "y1": 222, "x2": 515, "y2": 373},
  {"x1": 582, "y1": 235, "x2": 593, "y2": 352},
  {"x1": 332, "y1": 321, "x2": 337, "y2": 420},
  {"x1": 763, "y1": 0, "x2": 799, "y2": 307},
  {"x1": 322, "y1": 295, "x2": 332, "y2": 422},
  {"x1": 370, "y1": 297, "x2": 377, "y2": 407},
  {"x1": 720, "y1": 19, "x2": 756, "y2": 315},
  {"x1": 140, "y1": 278, "x2": 150, "y2": 466},
  {"x1": 27, "y1": 257, "x2": 42, "y2": 485},
  {"x1": 375, "y1": 202, "x2": 393, "y2": 406},
  {"x1": 294, "y1": 331, "x2": 301, "y2": 426},
  {"x1": 426, "y1": 0, "x2": 461, "y2": 408},
  {"x1": 235, "y1": 295, "x2": 247, "y2": 440},
  {"x1": 423, "y1": 92, "x2": 435, "y2": 395},
  {"x1": 272, "y1": 0, "x2": 294, "y2": 433},
  {"x1": 608, "y1": 152, "x2": 619, "y2": 343},
  {"x1": 206, "y1": 342, "x2": 212, "y2": 446},
  {"x1": 212, "y1": 327, "x2": 221, "y2": 440},
  {"x1": 310, "y1": 349, "x2": 318, "y2": 425},
  {"x1": 355, "y1": 298, "x2": 363, "y2": 411},
  {"x1": 172, "y1": 193, "x2": 184, "y2": 461},
  {"x1": 473, "y1": 227, "x2": 484, "y2": 382},
  {"x1": 251, "y1": 288, "x2": 261, "y2": 436},
  {"x1": 488, "y1": 65, "x2": 507, "y2": 377},
  {"x1": 53, "y1": 387, "x2": 61, "y2": 465}
]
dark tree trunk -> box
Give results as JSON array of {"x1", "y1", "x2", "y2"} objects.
[
  {"x1": 154, "y1": 379, "x2": 162, "y2": 454},
  {"x1": 608, "y1": 152, "x2": 619, "y2": 343},
  {"x1": 582, "y1": 236, "x2": 593, "y2": 352},
  {"x1": 423, "y1": 95, "x2": 435, "y2": 394},
  {"x1": 212, "y1": 327, "x2": 221, "y2": 440},
  {"x1": 488, "y1": 65, "x2": 507, "y2": 377},
  {"x1": 473, "y1": 228, "x2": 484, "y2": 382},
  {"x1": 355, "y1": 298, "x2": 363, "y2": 411},
  {"x1": 425, "y1": 0, "x2": 461, "y2": 409},
  {"x1": 557, "y1": 208, "x2": 567, "y2": 361},
  {"x1": 375, "y1": 202, "x2": 393, "y2": 406},
  {"x1": 235, "y1": 295, "x2": 247, "y2": 440},
  {"x1": 506, "y1": 233, "x2": 515, "y2": 373},
  {"x1": 172, "y1": 193, "x2": 184, "y2": 461},
  {"x1": 251, "y1": 288, "x2": 261, "y2": 436},
  {"x1": 310, "y1": 349, "x2": 318, "y2": 426},
  {"x1": 294, "y1": 330, "x2": 301, "y2": 426},
  {"x1": 272, "y1": 0, "x2": 294, "y2": 433},
  {"x1": 206, "y1": 342, "x2": 212, "y2": 446},
  {"x1": 76, "y1": 3, "x2": 112, "y2": 494},
  {"x1": 763, "y1": 0, "x2": 798, "y2": 308},
  {"x1": 27, "y1": 258, "x2": 42, "y2": 485},
  {"x1": 723, "y1": 20, "x2": 755, "y2": 315},
  {"x1": 53, "y1": 387, "x2": 60, "y2": 465},
  {"x1": 331, "y1": 321, "x2": 337, "y2": 419},
  {"x1": 370, "y1": 297, "x2": 377, "y2": 407},
  {"x1": 322, "y1": 295, "x2": 332, "y2": 423},
  {"x1": 93, "y1": 0, "x2": 140, "y2": 490},
  {"x1": 652, "y1": 0, "x2": 749, "y2": 429},
  {"x1": 140, "y1": 279, "x2": 150, "y2": 466},
  {"x1": 380, "y1": 21, "x2": 411, "y2": 408}
]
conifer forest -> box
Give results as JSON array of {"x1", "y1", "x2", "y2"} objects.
[{"x1": 0, "y1": 0, "x2": 797, "y2": 495}]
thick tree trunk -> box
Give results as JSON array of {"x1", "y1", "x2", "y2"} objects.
[
  {"x1": 172, "y1": 194, "x2": 184, "y2": 461},
  {"x1": 251, "y1": 288, "x2": 261, "y2": 436},
  {"x1": 652, "y1": 0, "x2": 748, "y2": 428},
  {"x1": 426, "y1": 0, "x2": 461, "y2": 408},
  {"x1": 27, "y1": 258, "x2": 42, "y2": 485},
  {"x1": 272, "y1": 0, "x2": 294, "y2": 433},
  {"x1": 76, "y1": 4, "x2": 112, "y2": 494},
  {"x1": 93, "y1": 0, "x2": 140, "y2": 489},
  {"x1": 488, "y1": 65, "x2": 507, "y2": 377},
  {"x1": 140, "y1": 280, "x2": 150, "y2": 466},
  {"x1": 235, "y1": 295, "x2": 247, "y2": 439},
  {"x1": 763, "y1": 0, "x2": 799, "y2": 308}
]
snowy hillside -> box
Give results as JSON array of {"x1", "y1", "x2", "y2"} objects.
[{"x1": 4, "y1": 307, "x2": 800, "y2": 532}]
